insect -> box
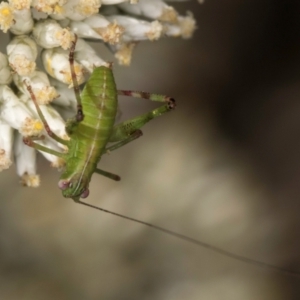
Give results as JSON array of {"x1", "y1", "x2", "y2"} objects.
[
  {"x1": 23, "y1": 34, "x2": 175, "y2": 201},
  {"x1": 23, "y1": 35, "x2": 299, "y2": 278}
]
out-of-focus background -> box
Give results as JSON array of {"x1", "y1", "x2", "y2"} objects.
[{"x1": 1, "y1": 0, "x2": 300, "y2": 299}]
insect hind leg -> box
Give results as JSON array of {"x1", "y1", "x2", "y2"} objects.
[
  {"x1": 105, "y1": 130, "x2": 143, "y2": 153},
  {"x1": 105, "y1": 90, "x2": 175, "y2": 151},
  {"x1": 118, "y1": 90, "x2": 176, "y2": 109}
]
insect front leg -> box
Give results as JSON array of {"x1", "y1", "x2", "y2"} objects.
[
  {"x1": 24, "y1": 81, "x2": 69, "y2": 147},
  {"x1": 23, "y1": 81, "x2": 69, "y2": 161}
]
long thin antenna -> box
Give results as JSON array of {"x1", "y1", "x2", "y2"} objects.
[{"x1": 77, "y1": 200, "x2": 300, "y2": 278}]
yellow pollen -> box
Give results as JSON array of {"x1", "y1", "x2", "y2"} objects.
[
  {"x1": 1, "y1": 8, "x2": 11, "y2": 16},
  {"x1": 34, "y1": 121, "x2": 43, "y2": 131}
]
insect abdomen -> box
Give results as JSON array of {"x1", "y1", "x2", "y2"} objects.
[{"x1": 73, "y1": 66, "x2": 118, "y2": 163}]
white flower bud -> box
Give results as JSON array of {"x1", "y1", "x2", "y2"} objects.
[
  {"x1": 164, "y1": 12, "x2": 196, "y2": 39},
  {"x1": 0, "y1": 2, "x2": 14, "y2": 33},
  {"x1": 114, "y1": 42, "x2": 136, "y2": 66},
  {"x1": 50, "y1": 78, "x2": 77, "y2": 110},
  {"x1": 69, "y1": 14, "x2": 124, "y2": 44},
  {"x1": 52, "y1": 0, "x2": 101, "y2": 21},
  {"x1": 0, "y1": 52, "x2": 13, "y2": 85},
  {"x1": 179, "y1": 12, "x2": 196, "y2": 39},
  {"x1": 13, "y1": 70, "x2": 59, "y2": 105},
  {"x1": 42, "y1": 47, "x2": 85, "y2": 86},
  {"x1": 0, "y1": 85, "x2": 43, "y2": 136},
  {"x1": 14, "y1": 131, "x2": 40, "y2": 187},
  {"x1": 74, "y1": 38, "x2": 109, "y2": 72},
  {"x1": 108, "y1": 16, "x2": 163, "y2": 41},
  {"x1": 9, "y1": 0, "x2": 32, "y2": 10},
  {"x1": 33, "y1": 19, "x2": 74, "y2": 50},
  {"x1": 7, "y1": 35, "x2": 38, "y2": 76},
  {"x1": 0, "y1": 119, "x2": 14, "y2": 171},
  {"x1": 10, "y1": 8, "x2": 34, "y2": 35},
  {"x1": 20, "y1": 172, "x2": 40, "y2": 187},
  {"x1": 118, "y1": 0, "x2": 178, "y2": 23},
  {"x1": 31, "y1": 0, "x2": 67, "y2": 15}
]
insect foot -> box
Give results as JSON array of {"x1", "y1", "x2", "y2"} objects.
[
  {"x1": 23, "y1": 137, "x2": 33, "y2": 147},
  {"x1": 75, "y1": 107, "x2": 84, "y2": 122},
  {"x1": 167, "y1": 97, "x2": 176, "y2": 110}
]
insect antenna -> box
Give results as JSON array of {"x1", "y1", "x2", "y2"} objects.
[{"x1": 76, "y1": 200, "x2": 300, "y2": 278}]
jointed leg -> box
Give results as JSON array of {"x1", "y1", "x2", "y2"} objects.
[
  {"x1": 69, "y1": 34, "x2": 84, "y2": 122},
  {"x1": 115, "y1": 89, "x2": 175, "y2": 137},
  {"x1": 24, "y1": 81, "x2": 69, "y2": 147},
  {"x1": 23, "y1": 136, "x2": 66, "y2": 159},
  {"x1": 95, "y1": 168, "x2": 121, "y2": 181},
  {"x1": 105, "y1": 130, "x2": 142, "y2": 153},
  {"x1": 105, "y1": 90, "x2": 175, "y2": 152},
  {"x1": 118, "y1": 90, "x2": 175, "y2": 109}
]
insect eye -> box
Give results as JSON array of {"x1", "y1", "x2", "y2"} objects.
[
  {"x1": 58, "y1": 180, "x2": 70, "y2": 190},
  {"x1": 80, "y1": 188, "x2": 90, "y2": 199}
]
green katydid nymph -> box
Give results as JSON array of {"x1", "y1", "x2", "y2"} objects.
[{"x1": 23, "y1": 34, "x2": 175, "y2": 201}]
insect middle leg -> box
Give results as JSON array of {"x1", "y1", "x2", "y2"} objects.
[
  {"x1": 104, "y1": 90, "x2": 175, "y2": 152},
  {"x1": 23, "y1": 135, "x2": 66, "y2": 159}
]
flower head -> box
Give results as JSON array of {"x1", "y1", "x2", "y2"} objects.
[{"x1": 0, "y1": 0, "x2": 199, "y2": 186}]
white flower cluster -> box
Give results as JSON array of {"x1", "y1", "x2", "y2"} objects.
[{"x1": 0, "y1": 0, "x2": 198, "y2": 187}]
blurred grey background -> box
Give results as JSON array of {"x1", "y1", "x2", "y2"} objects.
[{"x1": 1, "y1": 0, "x2": 300, "y2": 299}]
